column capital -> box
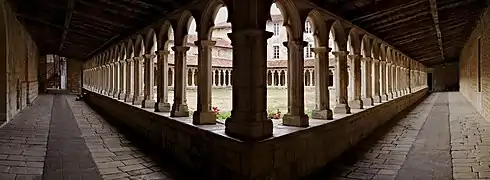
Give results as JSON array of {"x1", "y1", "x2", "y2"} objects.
[
  {"x1": 144, "y1": 54, "x2": 156, "y2": 59},
  {"x1": 362, "y1": 56, "x2": 372, "y2": 62},
  {"x1": 194, "y1": 40, "x2": 216, "y2": 47},
  {"x1": 282, "y1": 40, "x2": 308, "y2": 48},
  {"x1": 227, "y1": 29, "x2": 273, "y2": 46},
  {"x1": 171, "y1": 46, "x2": 190, "y2": 52},
  {"x1": 133, "y1": 56, "x2": 144, "y2": 61},
  {"x1": 312, "y1": 46, "x2": 332, "y2": 53},
  {"x1": 156, "y1": 50, "x2": 170, "y2": 56},
  {"x1": 125, "y1": 58, "x2": 133, "y2": 62},
  {"x1": 348, "y1": 54, "x2": 362, "y2": 60},
  {"x1": 332, "y1": 51, "x2": 349, "y2": 56}
]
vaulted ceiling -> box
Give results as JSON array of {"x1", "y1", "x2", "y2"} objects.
[{"x1": 8, "y1": 0, "x2": 488, "y2": 66}]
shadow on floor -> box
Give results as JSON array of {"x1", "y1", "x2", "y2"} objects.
[
  {"x1": 83, "y1": 101, "x2": 199, "y2": 180},
  {"x1": 304, "y1": 94, "x2": 431, "y2": 180}
]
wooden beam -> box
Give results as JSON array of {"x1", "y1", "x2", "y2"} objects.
[
  {"x1": 352, "y1": 0, "x2": 427, "y2": 22},
  {"x1": 59, "y1": 0, "x2": 75, "y2": 52},
  {"x1": 364, "y1": 7, "x2": 428, "y2": 29},
  {"x1": 77, "y1": 0, "x2": 147, "y2": 21},
  {"x1": 428, "y1": 0, "x2": 445, "y2": 60},
  {"x1": 16, "y1": 14, "x2": 108, "y2": 41},
  {"x1": 370, "y1": 11, "x2": 430, "y2": 31},
  {"x1": 47, "y1": 3, "x2": 131, "y2": 29}
]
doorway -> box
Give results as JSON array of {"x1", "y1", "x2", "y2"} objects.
[{"x1": 428, "y1": 73, "x2": 433, "y2": 92}]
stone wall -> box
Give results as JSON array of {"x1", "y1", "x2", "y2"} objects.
[
  {"x1": 0, "y1": 1, "x2": 40, "y2": 125},
  {"x1": 83, "y1": 87, "x2": 428, "y2": 179},
  {"x1": 67, "y1": 59, "x2": 82, "y2": 94},
  {"x1": 429, "y1": 62, "x2": 459, "y2": 92},
  {"x1": 459, "y1": 8, "x2": 490, "y2": 120}
]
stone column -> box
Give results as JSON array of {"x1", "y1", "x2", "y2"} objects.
[
  {"x1": 282, "y1": 40, "x2": 309, "y2": 127},
  {"x1": 132, "y1": 57, "x2": 144, "y2": 105},
  {"x1": 142, "y1": 54, "x2": 156, "y2": 108},
  {"x1": 170, "y1": 46, "x2": 190, "y2": 117},
  {"x1": 193, "y1": 40, "x2": 217, "y2": 125},
  {"x1": 217, "y1": 70, "x2": 221, "y2": 86},
  {"x1": 333, "y1": 51, "x2": 351, "y2": 114},
  {"x1": 309, "y1": 70, "x2": 314, "y2": 87},
  {"x1": 228, "y1": 70, "x2": 232, "y2": 87},
  {"x1": 156, "y1": 50, "x2": 171, "y2": 112},
  {"x1": 102, "y1": 65, "x2": 107, "y2": 94},
  {"x1": 271, "y1": 70, "x2": 276, "y2": 87},
  {"x1": 107, "y1": 63, "x2": 113, "y2": 96},
  {"x1": 113, "y1": 62, "x2": 120, "y2": 98},
  {"x1": 124, "y1": 59, "x2": 133, "y2": 102},
  {"x1": 311, "y1": 47, "x2": 333, "y2": 119},
  {"x1": 225, "y1": 29, "x2": 273, "y2": 140},
  {"x1": 211, "y1": 71, "x2": 215, "y2": 86},
  {"x1": 284, "y1": 70, "x2": 288, "y2": 86},
  {"x1": 362, "y1": 57, "x2": 374, "y2": 106},
  {"x1": 372, "y1": 59, "x2": 381, "y2": 103},
  {"x1": 118, "y1": 61, "x2": 125, "y2": 100},
  {"x1": 381, "y1": 61, "x2": 388, "y2": 101},
  {"x1": 348, "y1": 54, "x2": 363, "y2": 109}
]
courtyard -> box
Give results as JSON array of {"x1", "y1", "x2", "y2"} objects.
[{"x1": 167, "y1": 87, "x2": 337, "y2": 116}]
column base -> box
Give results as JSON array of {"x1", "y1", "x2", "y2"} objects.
[
  {"x1": 349, "y1": 99, "x2": 363, "y2": 109},
  {"x1": 334, "y1": 104, "x2": 351, "y2": 114},
  {"x1": 118, "y1": 93, "x2": 126, "y2": 100},
  {"x1": 155, "y1": 102, "x2": 171, "y2": 112},
  {"x1": 132, "y1": 96, "x2": 144, "y2": 105},
  {"x1": 112, "y1": 91, "x2": 119, "y2": 98},
  {"x1": 382, "y1": 94, "x2": 389, "y2": 101},
  {"x1": 282, "y1": 113, "x2": 309, "y2": 127},
  {"x1": 124, "y1": 94, "x2": 133, "y2": 102},
  {"x1": 141, "y1": 99, "x2": 155, "y2": 108},
  {"x1": 225, "y1": 119, "x2": 273, "y2": 141},
  {"x1": 311, "y1": 109, "x2": 333, "y2": 120},
  {"x1": 192, "y1": 111, "x2": 217, "y2": 125},
  {"x1": 373, "y1": 95, "x2": 382, "y2": 103},
  {"x1": 171, "y1": 104, "x2": 189, "y2": 117},
  {"x1": 363, "y1": 97, "x2": 374, "y2": 106}
]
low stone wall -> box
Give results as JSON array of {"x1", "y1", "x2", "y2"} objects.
[{"x1": 83, "y1": 88, "x2": 428, "y2": 179}]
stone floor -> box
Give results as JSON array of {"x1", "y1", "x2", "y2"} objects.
[
  {"x1": 0, "y1": 92, "x2": 489, "y2": 180},
  {"x1": 310, "y1": 92, "x2": 490, "y2": 180}
]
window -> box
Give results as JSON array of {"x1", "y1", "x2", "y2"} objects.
[
  {"x1": 273, "y1": 46, "x2": 280, "y2": 59},
  {"x1": 273, "y1": 23, "x2": 280, "y2": 36},
  {"x1": 305, "y1": 20, "x2": 312, "y2": 34},
  {"x1": 305, "y1": 43, "x2": 313, "y2": 58}
]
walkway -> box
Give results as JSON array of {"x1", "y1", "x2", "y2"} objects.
[
  {"x1": 0, "y1": 92, "x2": 489, "y2": 180},
  {"x1": 0, "y1": 94, "x2": 188, "y2": 180},
  {"x1": 310, "y1": 92, "x2": 490, "y2": 180}
]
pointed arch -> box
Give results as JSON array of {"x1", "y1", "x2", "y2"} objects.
[
  {"x1": 371, "y1": 40, "x2": 381, "y2": 59},
  {"x1": 157, "y1": 21, "x2": 173, "y2": 50},
  {"x1": 361, "y1": 35, "x2": 372, "y2": 57},
  {"x1": 380, "y1": 44, "x2": 388, "y2": 61},
  {"x1": 348, "y1": 28, "x2": 363, "y2": 55},
  {"x1": 307, "y1": 9, "x2": 331, "y2": 47},
  {"x1": 126, "y1": 39, "x2": 135, "y2": 59},
  {"x1": 330, "y1": 20, "x2": 348, "y2": 51},
  {"x1": 174, "y1": 10, "x2": 194, "y2": 45},
  {"x1": 119, "y1": 43, "x2": 127, "y2": 60},
  {"x1": 144, "y1": 28, "x2": 157, "y2": 54},
  {"x1": 273, "y1": 0, "x2": 303, "y2": 40},
  {"x1": 134, "y1": 35, "x2": 145, "y2": 57},
  {"x1": 200, "y1": 0, "x2": 228, "y2": 40}
]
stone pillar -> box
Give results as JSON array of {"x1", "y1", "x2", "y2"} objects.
[
  {"x1": 108, "y1": 63, "x2": 113, "y2": 96},
  {"x1": 211, "y1": 71, "x2": 215, "y2": 86},
  {"x1": 362, "y1": 57, "x2": 374, "y2": 106},
  {"x1": 156, "y1": 50, "x2": 171, "y2": 112},
  {"x1": 118, "y1": 61, "x2": 126, "y2": 100},
  {"x1": 271, "y1": 70, "x2": 275, "y2": 87},
  {"x1": 193, "y1": 40, "x2": 217, "y2": 125},
  {"x1": 309, "y1": 70, "x2": 314, "y2": 87},
  {"x1": 282, "y1": 40, "x2": 309, "y2": 127},
  {"x1": 228, "y1": 70, "x2": 232, "y2": 87},
  {"x1": 225, "y1": 29, "x2": 273, "y2": 140},
  {"x1": 348, "y1": 54, "x2": 363, "y2": 109},
  {"x1": 381, "y1": 61, "x2": 388, "y2": 101},
  {"x1": 333, "y1": 51, "x2": 351, "y2": 114},
  {"x1": 217, "y1": 70, "x2": 221, "y2": 86},
  {"x1": 372, "y1": 59, "x2": 381, "y2": 103},
  {"x1": 112, "y1": 62, "x2": 119, "y2": 97},
  {"x1": 284, "y1": 70, "x2": 288, "y2": 86},
  {"x1": 102, "y1": 65, "x2": 107, "y2": 94},
  {"x1": 124, "y1": 59, "x2": 133, "y2": 102},
  {"x1": 311, "y1": 47, "x2": 333, "y2": 119},
  {"x1": 132, "y1": 57, "x2": 144, "y2": 105},
  {"x1": 170, "y1": 46, "x2": 190, "y2": 117},
  {"x1": 142, "y1": 54, "x2": 156, "y2": 108}
]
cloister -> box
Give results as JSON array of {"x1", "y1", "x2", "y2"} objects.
[{"x1": 1, "y1": 0, "x2": 489, "y2": 179}]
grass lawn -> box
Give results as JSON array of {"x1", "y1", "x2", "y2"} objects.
[{"x1": 166, "y1": 87, "x2": 337, "y2": 115}]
